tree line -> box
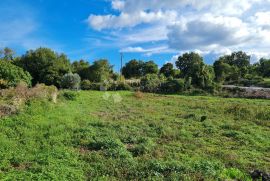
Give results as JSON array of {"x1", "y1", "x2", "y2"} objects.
[{"x1": 0, "y1": 47, "x2": 270, "y2": 93}]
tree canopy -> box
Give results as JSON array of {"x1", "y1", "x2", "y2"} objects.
[{"x1": 15, "y1": 48, "x2": 71, "y2": 87}]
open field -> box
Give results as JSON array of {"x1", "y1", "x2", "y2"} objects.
[{"x1": 0, "y1": 91, "x2": 269, "y2": 180}]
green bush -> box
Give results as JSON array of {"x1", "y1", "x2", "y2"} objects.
[
  {"x1": 61, "y1": 91, "x2": 78, "y2": 101},
  {"x1": 140, "y1": 74, "x2": 163, "y2": 93},
  {"x1": 0, "y1": 61, "x2": 32, "y2": 87},
  {"x1": 160, "y1": 79, "x2": 185, "y2": 94},
  {"x1": 80, "y1": 80, "x2": 92, "y2": 90},
  {"x1": 61, "y1": 73, "x2": 81, "y2": 90},
  {"x1": 108, "y1": 82, "x2": 133, "y2": 91}
]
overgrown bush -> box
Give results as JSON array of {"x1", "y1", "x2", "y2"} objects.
[
  {"x1": 0, "y1": 83, "x2": 58, "y2": 117},
  {"x1": 108, "y1": 82, "x2": 133, "y2": 91},
  {"x1": 61, "y1": 73, "x2": 81, "y2": 90},
  {"x1": 160, "y1": 79, "x2": 185, "y2": 94},
  {"x1": 80, "y1": 80, "x2": 92, "y2": 90},
  {"x1": 140, "y1": 74, "x2": 164, "y2": 93},
  {"x1": 0, "y1": 61, "x2": 32, "y2": 87},
  {"x1": 61, "y1": 91, "x2": 78, "y2": 101}
]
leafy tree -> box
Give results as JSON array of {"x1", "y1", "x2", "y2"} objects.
[
  {"x1": 16, "y1": 48, "x2": 71, "y2": 87},
  {"x1": 218, "y1": 51, "x2": 250, "y2": 77},
  {"x1": 0, "y1": 47, "x2": 15, "y2": 61},
  {"x1": 87, "y1": 59, "x2": 113, "y2": 82},
  {"x1": 122, "y1": 60, "x2": 144, "y2": 79},
  {"x1": 159, "y1": 63, "x2": 181, "y2": 78},
  {"x1": 213, "y1": 60, "x2": 233, "y2": 82},
  {"x1": 176, "y1": 52, "x2": 212, "y2": 88},
  {"x1": 142, "y1": 61, "x2": 158, "y2": 75},
  {"x1": 0, "y1": 61, "x2": 32, "y2": 87},
  {"x1": 258, "y1": 58, "x2": 270, "y2": 77},
  {"x1": 176, "y1": 52, "x2": 204, "y2": 77},
  {"x1": 160, "y1": 63, "x2": 174, "y2": 77},
  {"x1": 61, "y1": 73, "x2": 81, "y2": 90},
  {"x1": 72, "y1": 60, "x2": 90, "y2": 79}
]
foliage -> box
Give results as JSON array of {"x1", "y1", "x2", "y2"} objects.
[
  {"x1": 122, "y1": 60, "x2": 159, "y2": 79},
  {"x1": 160, "y1": 79, "x2": 185, "y2": 94},
  {"x1": 0, "y1": 83, "x2": 58, "y2": 117},
  {"x1": 80, "y1": 80, "x2": 92, "y2": 90},
  {"x1": 15, "y1": 47, "x2": 71, "y2": 87},
  {"x1": 0, "y1": 61, "x2": 32, "y2": 87},
  {"x1": 0, "y1": 47, "x2": 15, "y2": 61},
  {"x1": 71, "y1": 60, "x2": 90, "y2": 80},
  {"x1": 122, "y1": 60, "x2": 144, "y2": 79},
  {"x1": 61, "y1": 91, "x2": 78, "y2": 101},
  {"x1": 142, "y1": 61, "x2": 159, "y2": 75},
  {"x1": 214, "y1": 51, "x2": 251, "y2": 82},
  {"x1": 60, "y1": 73, "x2": 81, "y2": 90},
  {"x1": 140, "y1": 74, "x2": 164, "y2": 92},
  {"x1": 86, "y1": 59, "x2": 113, "y2": 82},
  {"x1": 159, "y1": 63, "x2": 175, "y2": 78},
  {"x1": 176, "y1": 52, "x2": 214, "y2": 88},
  {"x1": 108, "y1": 82, "x2": 133, "y2": 91},
  {"x1": 257, "y1": 58, "x2": 270, "y2": 77}
]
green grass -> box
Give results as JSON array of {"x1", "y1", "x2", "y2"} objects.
[{"x1": 0, "y1": 91, "x2": 269, "y2": 180}]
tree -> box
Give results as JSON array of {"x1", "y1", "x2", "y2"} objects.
[
  {"x1": 16, "y1": 48, "x2": 71, "y2": 87},
  {"x1": 213, "y1": 60, "x2": 234, "y2": 82},
  {"x1": 142, "y1": 61, "x2": 158, "y2": 75},
  {"x1": 87, "y1": 59, "x2": 113, "y2": 82},
  {"x1": 258, "y1": 58, "x2": 270, "y2": 77},
  {"x1": 72, "y1": 60, "x2": 90, "y2": 80},
  {"x1": 0, "y1": 47, "x2": 15, "y2": 61},
  {"x1": 61, "y1": 73, "x2": 81, "y2": 90},
  {"x1": 176, "y1": 52, "x2": 211, "y2": 87},
  {"x1": 219, "y1": 51, "x2": 250, "y2": 77},
  {"x1": 122, "y1": 60, "x2": 144, "y2": 79},
  {"x1": 0, "y1": 61, "x2": 32, "y2": 87},
  {"x1": 160, "y1": 63, "x2": 175, "y2": 77}
]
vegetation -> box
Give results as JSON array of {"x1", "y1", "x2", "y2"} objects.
[
  {"x1": 60, "y1": 73, "x2": 81, "y2": 90},
  {"x1": 0, "y1": 91, "x2": 269, "y2": 180},
  {"x1": 0, "y1": 61, "x2": 32, "y2": 88},
  {"x1": 15, "y1": 48, "x2": 71, "y2": 87},
  {"x1": 0, "y1": 46, "x2": 269, "y2": 180}
]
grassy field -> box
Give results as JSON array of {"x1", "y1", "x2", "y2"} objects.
[{"x1": 0, "y1": 91, "x2": 269, "y2": 180}]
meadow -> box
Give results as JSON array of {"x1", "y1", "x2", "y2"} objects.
[{"x1": 0, "y1": 91, "x2": 269, "y2": 180}]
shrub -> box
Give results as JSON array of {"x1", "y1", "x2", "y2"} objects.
[
  {"x1": 0, "y1": 61, "x2": 32, "y2": 87},
  {"x1": 108, "y1": 82, "x2": 133, "y2": 91},
  {"x1": 80, "y1": 80, "x2": 92, "y2": 90},
  {"x1": 0, "y1": 83, "x2": 58, "y2": 117},
  {"x1": 140, "y1": 74, "x2": 163, "y2": 93},
  {"x1": 61, "y1": 73, "x2": 81, "y2": 90},
  {"x1": 160, "y1": 79, "x2": 185, "y2": 94},
  {"x1": 0, "y1": 79, "x2": 8, "y2": 89},
  {"x1": 61, "y1": 91, "x2": 78, "y2": 101}
]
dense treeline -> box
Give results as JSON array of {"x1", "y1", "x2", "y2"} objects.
[{"x1": 0, "y1": 47, "x2": 270, "y2": 93}]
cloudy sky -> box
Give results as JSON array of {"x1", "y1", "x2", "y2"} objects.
[{"x1": 1, "y1": 0, "x2": 270, "y2": 70}]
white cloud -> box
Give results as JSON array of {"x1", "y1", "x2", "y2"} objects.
[
  {"x1": 88, "y1": 0, "x2": 270, "y2": 62},
  {"x1": 121, "y1": 46, "x2": 176, "y2": 56},
  {"x1": 88, "y1": 10, "x2": 177, "y2": 30}
]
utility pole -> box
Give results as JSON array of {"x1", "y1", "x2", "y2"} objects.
[{"x1": 120, "y1": 52, "x2": 123, "y2": 82}]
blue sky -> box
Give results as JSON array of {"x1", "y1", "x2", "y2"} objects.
[{"x1": 1, "y1": 0, "x2": 270, "y2": 72}]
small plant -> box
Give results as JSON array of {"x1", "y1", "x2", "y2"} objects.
[{"x1": 62, "y1": 91, "x2": 78, "y2": 101}]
